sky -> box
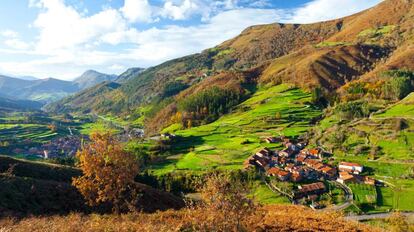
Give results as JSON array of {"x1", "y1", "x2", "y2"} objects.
[{"x1": 0, "y1": 0, "x2": 382, "y2": 80}]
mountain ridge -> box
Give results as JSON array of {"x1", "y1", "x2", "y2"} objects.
[{"x1": 46, "y1": 0, "x2": 414, "y2": 130}]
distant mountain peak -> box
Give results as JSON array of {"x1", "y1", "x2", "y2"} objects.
[
  {"x1": 74, "y1": 70, "x2": 117, "y2": 90},
  {"x1": 116, "y1": 67, "x2": 145, "y2": 83}
]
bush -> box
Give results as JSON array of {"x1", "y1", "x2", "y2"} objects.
[
  {"x1": 381, "y1": 70, "x2": 414, "y2": 100},
  {"x1": 335, "y1": 101, "x2": 370, "y2": 120},
  {"x1": 73, "y1": 133, "x2": 140, "y2": 213}
]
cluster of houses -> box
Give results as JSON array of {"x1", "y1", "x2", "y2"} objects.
[
  {"x1": 244, "y1": 136, "x2": 376, "y2": 200},
  {"x1": 12, "y1": 136, "x2": 86, "y2": 159}
]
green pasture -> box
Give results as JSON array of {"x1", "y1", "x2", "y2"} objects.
[
  {"x1": 0, "y1": 124, "x2": 58, "y2": 143},
  {"x1": 150, "y1": 84, "x2": 322, "y2": 174}
]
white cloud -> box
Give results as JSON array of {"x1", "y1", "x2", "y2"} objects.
[
  {"x1": 4, "y1": 39, "x2": 31, "y2": 50},
  {"x1": 289, "y1": 0, "x2": 383, "y2": 23},
  {"x1": 1, "y1": 30, "x2": 19, "y2": 38},
  {"x1": 0, "y1": 0, "x2": 382, "y2": 80},
  {"x1": 32, "y1": 0, "x2": 128, "y2": 52},
  {"x1": 109, "y1": 64, "x2": 126, "y2": 71},
  {"x1": 121, "y1": 0, "x2": 155, "y2": 23},
  {"x1": 162, "y1": 0, "x2": 201, "y2": 20}
]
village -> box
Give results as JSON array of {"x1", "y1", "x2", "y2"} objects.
[
  {"x1": 12, "y1": 135, "x2": 86, "y2": 159},
  {"x1": 244, "y1": 136, "x2": 377, "y2": 208}
]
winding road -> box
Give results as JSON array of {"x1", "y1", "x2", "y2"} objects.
[{"x1": 346, "y1": 212, "x2": 414, "y2": 221}]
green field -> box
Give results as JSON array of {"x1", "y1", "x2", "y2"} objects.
[
  {"x1": 150, "y1": 84, "x2": 322, "y2": 174},
  {"x1": 375, "y1": 93, "x2": 414, "y2": 118},
  {"x1": 0, "y1": 124, "x2": 58, "y2": 143},
  {"x1": 250, "y1": 181, "x2": 290, "y2": 204},
  {"x1": 349, "y1": 184, "x2": 377, "y2": 207}
]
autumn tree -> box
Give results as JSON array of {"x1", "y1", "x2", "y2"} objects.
[
  {"x1": 72, "y1": 132, "x2": 140, "y2": 213},
  {"x1": 189, "y1": 172, "x2": 258, "y2": 231},
  {"x1": 47, "y1": 124, "x2": 57, "y2": 132}
]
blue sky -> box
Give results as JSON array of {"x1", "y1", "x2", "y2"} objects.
[{"x1": 0, "y1": 0, "x2": 382, "y2": 80}]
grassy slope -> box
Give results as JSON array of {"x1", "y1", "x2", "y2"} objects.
[
  {"x1": 375, "y1": 93, "x2": 414, "y2": 118},
  {"x1": 313, "y1": 94, "x2": 414, "y2": 211},
  {"x1": 0, "y1": 205, "x2": 376, "y2": 232},
  {"x1": 150, "y1": 84, "x2": 321, "y2": 174}
]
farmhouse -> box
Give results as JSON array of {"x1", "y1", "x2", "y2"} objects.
[
  {"x1": 320, "y1": 166, "x2": 337, "y2": 179},
  {"x1": 266, "y1": 167, "x2": 291, "y2": 181},
  {"x1": 337, "y1": 172, "x2": 357, "y2": 184},
  {"x1": 291, "y1": 173, "x2": 303, "y2": 182},
  {"x1": 264, "y1": 137, "x2": 279, "y2": 143},
  {"x1": 338, "y1": 162, "x2": 363, "y2": 174},
  {"x1": 361, "y1": 176, "x2": 376, "y2": 185},
  {"x1": 295, "y1": 182, "x2": 326, "y2": 199},
  {"x1": 256, "y1": 148, "x2": 272, "y2": 157}
]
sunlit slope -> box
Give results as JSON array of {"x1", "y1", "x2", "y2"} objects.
[{"x1": 152, "y1": 84, "x2": 321, "y2": 174}]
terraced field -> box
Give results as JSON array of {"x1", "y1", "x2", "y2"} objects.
[
  {"x1": 0, "y1": 124, "x2": 57, "y2": 143},
  {"x1": 150, "y1": 84, "x2": 322, "y2": 174}
]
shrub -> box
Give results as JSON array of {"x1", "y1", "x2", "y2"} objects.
[
  {"x1": 335, "y1": 101, "x2": 370, "y2": 120},
  {"x1": 73, "y1": 133, "x2": 140, "y2": 213}
]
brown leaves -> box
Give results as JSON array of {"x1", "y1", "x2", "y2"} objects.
[{"x1": 72, "y1": 132, "x2": 140, "y2": 213}]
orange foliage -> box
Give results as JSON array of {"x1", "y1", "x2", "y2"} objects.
[{"x1": 72, "y1": 132, "x2": 140, "y2": 213}]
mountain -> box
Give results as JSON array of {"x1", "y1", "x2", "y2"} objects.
[
  {"x1": 0, "y1": 75, "x2": 78, "y2": 104},
  {"x1": 0, "y1": 96, "x2": 43, "y2": 111},
  {"x1": 0, "y1": 156, "x2": 184, "y2": 217},
  {"x1": 0, "y1": 70, "x2": 122, "y2": 105},
  {"x1": 47, "y1": 0, "x2": 414, "y2": 122},
  {"x1": 15, "y1": 76, "x2": 38, "y2": 81},
  {"x1": 73, "y1": 70, "x2": 117, "y2": 89},
  {"x1": 115, "y1": 67, "x2": 145, "y2": 83}
]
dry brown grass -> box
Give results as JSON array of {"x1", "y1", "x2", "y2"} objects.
[{"x1": 0, "y1": 205, "x2": 379, "y2": 232}]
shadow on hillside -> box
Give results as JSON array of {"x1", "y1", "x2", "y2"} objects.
[{"x1": 170, "y1": 135, "x2": 206, "y2": 155}]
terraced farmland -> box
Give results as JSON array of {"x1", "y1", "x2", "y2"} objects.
[
  {"x1": 0, "y1": 124, "x2": 57, "y2": 143},
  {"x1": 150, "y1": 84, "x2": 322, "y2": 174}
]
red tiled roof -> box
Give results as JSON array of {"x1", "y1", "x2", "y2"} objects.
[
  {"x1": 309, "y1": 149, "x2": 319, "y2": 155},
  {"x1": 339, "y1": 162, "x2": 362, "y2": 167}
]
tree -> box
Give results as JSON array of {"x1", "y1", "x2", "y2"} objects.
[
  {"x1": 192, "y1": 172, "x2": 257, "y2": 231},
  {"x1": 275, "y1": 112, "x2": 282, "y2": 121},
  {"x1": 47, "y1": 124, "x2": 57, "y2": 132},
  {"x1": 72, "y1": 133, "x2": 140, "y2": 213}
]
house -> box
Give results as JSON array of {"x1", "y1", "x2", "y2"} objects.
[
  {"x1": 284, "y1": 163, "x2": 295, "y2": 172},
  {"x1": 267, "y1": 167, "x2": 281, "y2": 177},
  {"x1": 267, "y1": 167, "x2": 291, "y2": 181},
  {"x1": 255, "y1": 157, "x2": 270, "y2": 169},
  {"x1": 265, "y1": 137, "x2": 280, "y2": 143},
  {"x1": 320, "y1": 166, "x2": 337, "y2": 179},
  {"x1": 278, "y1": 151, "x2": 290, "y2": 158},
  {"x1": 309, "y1": 149, "x2": 320, "y2": 157},
  {"x1": 303, "y1": 159, "x2": 321, "y2": 168},
  {"x1": 296, "y1": 154, "x2": 307, "y2": 164},
  {"x1": 291, "y1": 173, "x2": 303, "y2": 182},
  {"x1": 243, "y1": 157, "x2": 255, "y2": 169},
  {"x1": 277, "y1": 170, "x2": 291, "y2": 181},
  {"x1": 361, "y1": 176, "x2": 376, "y2": 185},
  {"x1": 339, "y1": 162, "x2": 363, "y2": 174},
  {"x1": 256, "y1": 148, "x2": 272, "y2": 157},
  {"x1": 295, "y1": 182, "x2": 326, "y2": 198},
  {"x1": 337, "y1": 172, "x2": 357, "y2": 184}
]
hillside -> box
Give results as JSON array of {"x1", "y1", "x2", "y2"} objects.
[
  {"x1": 0, "y1": 70, "x2": 121, "y2": 104},
  {"x1": 0, "y1": 156, "x2": 184, "y2": 217},
  {"x1": 47, "y1": 0, "x2": 414, "y2": 119},
  {"x1": 0, "y1": 75, "x2": 78, "y2": 104},
  {"x1": 0, "y1": 97, "x2": 43, "y2": 111},
  {"x1": 0, "y1": 205, "x2": 377, "y2": 232},
  {"x1": 73, "y1": 70, "x2": 117, "y2": 89},
  {"x1": 115, "y1": 67, "x2": 145, "y2": 83}
]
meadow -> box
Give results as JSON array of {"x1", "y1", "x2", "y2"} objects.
[{"x1": 150, "y1": 84, "x2": 322, "y2": 175}]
